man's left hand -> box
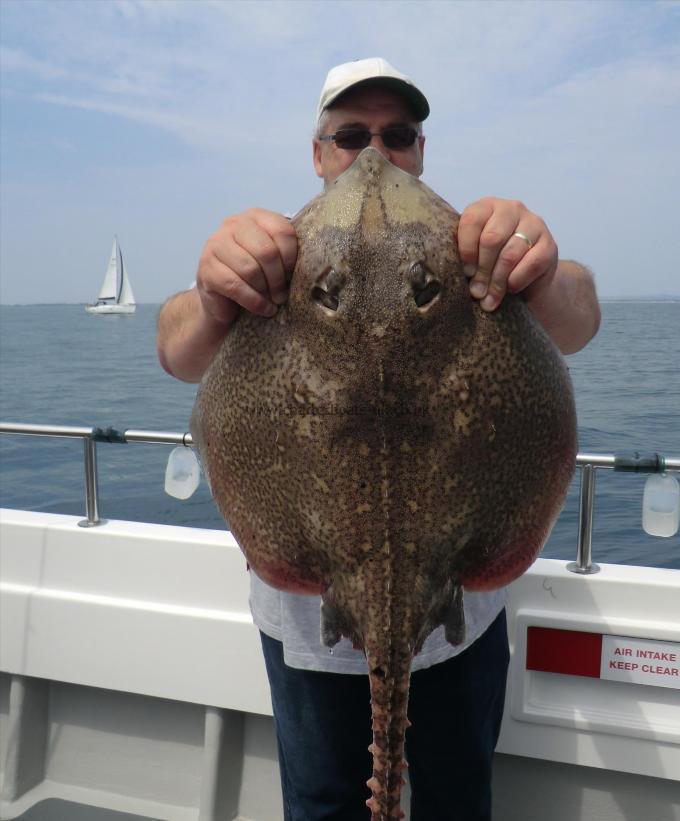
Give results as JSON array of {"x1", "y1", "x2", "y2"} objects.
[{"x1": 457, "y1": 197, "x2": 559, "y2": 311}]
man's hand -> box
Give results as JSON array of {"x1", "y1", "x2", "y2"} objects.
[
  {"x1": 157, "y1": 208, "x2": 297, "y2": 382},
  {"x1": 458, "y1": 197, "x2": 558, "y2": 312},
  {"x1": 197, "y1": 208, "x2": 298, "y2": 324},
  {"x1": 457, "y1": 196, "x2": 600, "y2": 353}
]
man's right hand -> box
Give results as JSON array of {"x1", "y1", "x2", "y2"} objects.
[
  {"x1": 157, "y1": 209, "x2": 297, "y2": 382},
  {"x1": 197, "y1": 208, "x2": 298, "y2": 324}
]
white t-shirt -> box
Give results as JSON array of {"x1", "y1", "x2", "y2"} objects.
[{"x1": 250, "y1": 570, "x2": 506, "y2": 674}]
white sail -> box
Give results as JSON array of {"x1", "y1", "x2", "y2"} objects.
[
  {"x1": 97, "y1": 239, "x2": 120, "y2": 302},
  {"x1": 118, "y1": 249, "x2": 136, "y2": 306}
]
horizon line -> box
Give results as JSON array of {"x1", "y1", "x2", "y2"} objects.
[{"x1": 3, "y1": 296, "x2": 680, "y2": 308}]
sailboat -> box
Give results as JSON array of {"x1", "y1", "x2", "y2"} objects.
[{"x1": 85, "y1": 237, "x2": 136, "y2": 314}]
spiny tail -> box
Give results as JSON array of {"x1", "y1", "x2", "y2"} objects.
[{"x1": 364, "y1": 647, "x2": 411, "y2": 820}]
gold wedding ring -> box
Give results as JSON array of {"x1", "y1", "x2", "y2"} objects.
[{"x1": 513, "y1": 231, "x2": 533, "y2": 249}]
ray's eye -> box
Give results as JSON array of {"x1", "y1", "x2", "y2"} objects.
[
  {"x1": 410, "y1": 262, "x2": 441, "y2": 308},
  {"x1": 312, "y1": 267, "x2": 345, "y2": 313},
  {"x1": 312, "y1": 286, "x2": 339, "y2": 311}
]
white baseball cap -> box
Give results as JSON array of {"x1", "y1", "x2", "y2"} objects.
[{"x1": 317, "y1": 57, "x2": 430, "y2": 123}]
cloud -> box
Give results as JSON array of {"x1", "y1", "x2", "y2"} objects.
[
  {"x1": 33, "y1": 92, "x2": 280, "y2": 151},
  {"x1": 0, "y1": 46, "x2": 71, "y2": 81},
  {"x1": 1, "y1": 0, "x2": 328, "y2": 150},
  {"x1": 4, "y1": 0, "x2": 676, "y2": 154}
]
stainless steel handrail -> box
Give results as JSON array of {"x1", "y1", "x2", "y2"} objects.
[
  {"x1": 569, "y1": 452, "x2": 680, "y2": 574},
  {"x1": 124, "y1": 430, "x2": 194, "y2": 446},
  {"x1": 1, "y1": 422, "x2": 678, "y2": 568},
  {"x1": 0, "y1": 424, "x2": 194, "y2": 527}
]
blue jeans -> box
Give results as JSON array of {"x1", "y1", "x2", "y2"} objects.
[{"x1": 260, "y1": 609, "x2": 509, "y2": 821}]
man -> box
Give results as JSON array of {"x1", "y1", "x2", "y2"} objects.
[{"x1": 158, "y1": 58, "x2": 600, "y2": 820}]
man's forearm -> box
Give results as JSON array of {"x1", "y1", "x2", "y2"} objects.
[
  {"x1": 524, "y1": 260, "x2": 601, "y2": 355},
  {"x1": 156, "y1": 288, "x2": 234, "y2": 382}
]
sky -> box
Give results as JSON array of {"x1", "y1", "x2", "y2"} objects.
[{"x1": 1, "y1": 0, "x2": 679, "y2": 304}]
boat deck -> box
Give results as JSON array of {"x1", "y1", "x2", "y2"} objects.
[{"x1": 1, "y1": 509, "x2": 678, "y2": 821}]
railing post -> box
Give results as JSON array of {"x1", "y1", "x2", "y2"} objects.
[
  {"x1": 567, "y1": 463, "x2": 600, "y2": 575},
  {"x1": 78, "y1": 435, "x2": 101, "y2": 527}
]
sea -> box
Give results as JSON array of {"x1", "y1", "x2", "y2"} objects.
[{"x1": 0, "y1": 302, "x2": 679, "y2": 570}]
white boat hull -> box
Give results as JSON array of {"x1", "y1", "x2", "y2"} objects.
[
  {"x1": 1, "y1": 509, "x2": 678, "y2": 820},
  {"x1": 85, "y1": 303, "x2": 136, "y2": 315}
]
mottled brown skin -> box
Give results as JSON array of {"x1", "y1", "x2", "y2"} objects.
[{"x1": 191, "y1": 148, "x2": 577, "y2": 820}]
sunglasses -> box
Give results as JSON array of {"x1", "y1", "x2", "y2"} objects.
[{"x1": 318, "y1": 126, "x2": 419, "y2": 151}]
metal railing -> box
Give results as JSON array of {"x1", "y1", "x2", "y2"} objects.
[
  {"x1": 0, "y1": 423, "x2": 192, "y2": 529},
  {"x1": 1, "y1": 422, "x2": 678, "y2": 574}
]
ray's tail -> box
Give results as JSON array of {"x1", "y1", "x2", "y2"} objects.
[{"x1": 364, "y1": 645, "x2": 412, "y2": 820}]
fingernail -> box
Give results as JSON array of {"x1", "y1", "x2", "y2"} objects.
[
  {"x1": 481, "y1": 294, "x2": 497, "y2": 311},
  {"x1": 463, "y1": 264, "x2": 476, "y2": 279},
  {"x1": 264, "y1": 303, "x2": 278, "y2": 317},
  {"x1": 272, "y1": 290, "x2": 288, "y2": 305},
  {"x1": 470, "y1": 281, "x2": 486, "y2": 298}
]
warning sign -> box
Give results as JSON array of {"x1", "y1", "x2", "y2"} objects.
[{"x1": 601, "y1": 635, "x2": 680, "y2": 689}]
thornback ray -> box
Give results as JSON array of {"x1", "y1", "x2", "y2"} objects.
[{"x1": 190, "y1": 147, "x2": 577, "y2": 819}]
